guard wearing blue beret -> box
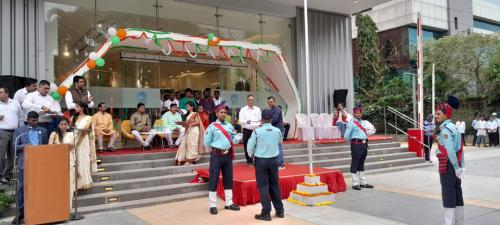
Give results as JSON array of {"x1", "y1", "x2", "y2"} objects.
[{"x1": 247, "y1": 109, "x2": 284, "y2": 221}]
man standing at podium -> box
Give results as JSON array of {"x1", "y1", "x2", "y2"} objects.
[{"x1": 12, "y1": 111, "x2": 49, "y2": 224}]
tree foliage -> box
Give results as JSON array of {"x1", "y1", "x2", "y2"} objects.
[{"x1": 355, "y1": 14, "x2": 389, "y2": 104}]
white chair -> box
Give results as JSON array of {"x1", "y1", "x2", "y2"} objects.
[
  {"x1": 320, "y1": 113, "x2": 341, "y2": 139},
  {"x1": 295, "y1": 113, "x2": 315, "y2": 141},
  {"x1": 311, "y1": 113, "x2": 328, "y2": 139}
]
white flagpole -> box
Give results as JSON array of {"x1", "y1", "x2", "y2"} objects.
[
  {"x1": 303, "y1": 0, "x2": 313, "y2": 175},
  {"x1": 417, "y1": 12, "x2": 424, "y2": 155},
  {"x1": 432, "y1": 63, "x2": 435, "y2": 123}
]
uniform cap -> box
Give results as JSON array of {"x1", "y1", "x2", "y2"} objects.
[{"x1": 261, "y1": 109, "x2": 273, "y2": 120}]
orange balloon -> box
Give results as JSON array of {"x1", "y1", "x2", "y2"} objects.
[
  {"x1": 57, "y1": 86, "x2": 68, "y2": 96},
  {"x1": 87, "y1": 60, "x2": 96, "y2": 69},
  {"x1": 116, "y1": 29, "x2": 127, "y2": 39}
]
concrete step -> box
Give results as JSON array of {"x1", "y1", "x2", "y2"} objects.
[
  {"x1": 78, "y1": 191, "x2": 208, "y2": 214},
  {"x1": 77, "y1": 182, "x2": 207, "y2": 207},
  {"x1": 342, "y1": 162, "x2": 433, "y2": 177},
  {"x1": 295, "y1": 152, "x2": 417, "y2": 168},
  {"x1": 80, "y1": 173, "x2": 195, "y2": 195},
  {"x1": 96, "y1": 144, "x2": 403, "y2": 172},
  {"x1": 326, "y1": 157, "x2": 427, "y2": 173},
  {"x1": 99, "y1": 140, "x2": 396, "y2": 163}
]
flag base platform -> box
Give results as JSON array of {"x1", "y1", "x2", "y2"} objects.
[{"x1": 192, "y1": 163, "x2": 346, "y2": 206}]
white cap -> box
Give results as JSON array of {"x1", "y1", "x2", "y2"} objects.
[{"x1": 493, "y1": 112, "x2": 497, "y2": 116}]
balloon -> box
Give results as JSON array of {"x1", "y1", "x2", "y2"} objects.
[
  {"x1": 95, "y1": 58, "x2": 105, "y2": 67},
  {"x1": 57, "y1": 86, "x2": 68, "y2": 96},
  {"x1": 87, "y1": 60, "x2": 96, "y2": 69},
  {"x1": 50, "y1": 82, "x2": 57, "y2": 93},
  {"x1": 208, "y1": 33, "x2": 215, "y2": 40},
  {"x1": 51, "y1": 92, "x2": 61, "y2": 101},
  {"x1": 111, "y1": 36, "x2": 120, "y2": 45},
  {"x1": 107, "y1": 27, "x2": 117, "y2": 36},
  {"x1": 117, "y1": 28, "x2": 127, "y2": 39},
  {"x1": 212, "y1": 37, "x2": 218, "y2": 42},
  {"x1": 89, "y1": 52, "x2": 98, "y2": 60}
]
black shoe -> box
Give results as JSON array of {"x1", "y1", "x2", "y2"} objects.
[
  {"x1": 108, "y1": 146, "x2": 117, "y2": 152},
  {"x1": 97, "y1": 148, "x2": 105, "y2": 153},
  {"x1": 210, "y1": 207, "x2": 218, "y2": 215},
  {"x1": 360, "y1": 183, "x2": 374, "y2": 188},
  {"x1": 352, "y1": 185, "x2": 361, "y2": 190},
  {"x1": 255, "y1": 212, "x2": 272, "y2": 221},
  {"x1": 276, "y1": 212, "x2": 285, "y2": 218},
  {"x1": 224, "y1": 204, "x2": 240, "y2": 211},
  {"x1": 0, "y1": 177, "x2": 11, "y2": 184}
]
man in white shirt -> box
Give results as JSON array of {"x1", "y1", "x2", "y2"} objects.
[
  {"x1": 239, "y1": 95, "x2": 262, "y2": 166},
  {"x1": 13, "y1": 78, "x2": 37, "y2": 125},
  {"x1": 0, "y1": 87, "x2": 23, "y2": 183},
  {"x1": 22, "y1": 80, "x2": 62, "y2": 132},
  {"x1": 487, "y1": 116, "x2": 498, "y2": 147},
  {"x1": 65, "y1": 75, "x2": 94, "y2": 114},
  {"x1": 213, "y1": 90, "x2": 224, "y2": 106},
  {"x1": 455, "y1": 120, "x2": 466, "y2": 146},
  {"x1": 476, "y1": 115, "x2": 487, "y2": 147},
  {"x1": 163, "y1": 92, "x2": 179, "y2": 110}
]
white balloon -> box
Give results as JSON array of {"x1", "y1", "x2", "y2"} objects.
[
  {"x1": 89, "y1": 52, "x2": 98, "y2": 60},
  {"x1": 107, "y1": 27, "x2": 117, "y2": 36},
  {"x1": 50, "y1": 82, "x2": 57, "y2": 93},
  {"x1": 212, "y1": 37, "x2": 218, "y2": 42}
]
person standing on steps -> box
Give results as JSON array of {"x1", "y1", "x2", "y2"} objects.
[
  {"x1": 239, "y1": 95, "x2": 261, "y2": 167},
  {"x1": 434, "y1": 97, "x2": 464, "y2": 225},
  {"x1": 204, "y1": 104, "x2": 242, "y2": 215},
  {"x1": 247, "y1": 109, "x2": 285, "y2": 221},
  {"x1": 343, "y1": 104, "x2": 376, "y2": 191},
  {"x1": 424, "y1": 114, "x2": 435, "y2": 162}
]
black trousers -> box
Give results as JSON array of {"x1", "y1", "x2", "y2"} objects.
[
  {"x1": 423, "y1": 135, "x2": 433, "y2": 161},
  {"x1": 472, "y1": 131, "x2": 477, "y2": 146},
  {"x1": 242, "y1": 128, "x2": 254, "y2": 164},
  {"x1": 440, "y1": 160, "x2": 464, "y2": 208},
  {"x1": 494, "y1": 129, "x2": 499, "y2": 146},
  {"x1": 208, "y1": 153, "x2": 233, "y2": 192},
  {"x1": 283, "y1": 123, "x2": 290, "y2": 140},
  {"x1": 488, "y1": 132, "x2": 495, "y2": 147},
  {"x1": 350, "y1": 143, "x2": 368, "y2": 174},
  {"x1": 255, "y1": 157, "x2": 284, "y2": 213}
]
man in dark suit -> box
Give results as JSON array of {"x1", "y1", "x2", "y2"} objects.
[{"x1": 12, "y1": 111, "x2": 48, "y2": 224}]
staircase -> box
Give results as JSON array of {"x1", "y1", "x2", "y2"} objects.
[{"x1": 77, "y1": 138, "x2": 430, "y2": 214}]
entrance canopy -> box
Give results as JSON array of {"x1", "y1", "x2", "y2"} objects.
[{"x1": 58, "y1": 28, "x2": 300, "y2": 123}]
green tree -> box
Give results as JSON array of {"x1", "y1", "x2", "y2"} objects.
[{"x1": 355, "y1": 14, "x2": 389, "y2": 104}]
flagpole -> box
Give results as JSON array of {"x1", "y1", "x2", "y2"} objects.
[
  {"x1": 303, "y1": 0, "x2": 313, "y2": 175},
  {"x1": 417, "y1": 12, "x2": 424, "y2": 156},
  {"x1": 432, "y1": 63, "x2": 435, "y2": 123}
]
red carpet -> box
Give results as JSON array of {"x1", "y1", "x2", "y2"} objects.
[
  {"x1": 97, "y1": 135, "x2": 392, "y2": 157},
  {"x1": 193, "y1": 163, "x2": 346, "y2": 206}
]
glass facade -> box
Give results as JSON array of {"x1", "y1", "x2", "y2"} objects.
[
  {"x1": 44, "y1": 0, "x2": 292, "y2": 119},
  {"x1": 473, "y1": 18, "x2": 500, "y2": 33}
]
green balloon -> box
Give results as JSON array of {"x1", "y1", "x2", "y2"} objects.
[
  {"x1": 51, "y1": 92, "x2": 61, "y2": 101},
  {"x1": 111, "y1": 36, "x2": 120, "y2": 45},
  {"x1": 96, "y1": 58, "x2": 105, "y2": 67},
  {"x1": 208, "y1": 33, "x2": 215, "y2": 40}
]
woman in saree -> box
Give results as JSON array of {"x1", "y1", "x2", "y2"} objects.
[
  {"x1": 48, "y1": 117, "x2": 76, "y2": 208},
  {"x1": 175, "y1": 102, "x2": 207, "y2": 165},
  {"x1": 71, "y1": 102, "x2": 97, "y2": 189}
]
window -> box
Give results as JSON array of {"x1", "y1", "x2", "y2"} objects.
[
  {"x1": 473, "y1": 18, "x2": 500, "y2": 33},
  {"x1": 454, "y1": 17, "x2": 458, "y2": 30}
]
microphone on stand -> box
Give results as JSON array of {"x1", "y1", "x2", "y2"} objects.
[
  {"x1": 12, "y1": 131, "x2": 29, "y2": 225},
  {"x1": 70, "y1": 125, "x2": 84, "y2": 221}
]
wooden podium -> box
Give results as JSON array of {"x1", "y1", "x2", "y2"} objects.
[{"x1": 24, "y1": 144, "x2": 70, "y2": 225}]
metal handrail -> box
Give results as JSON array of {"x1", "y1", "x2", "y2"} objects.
[
  {"x1": 387, "y1": 123, "x2": 429, "y2": 149},
  {"x1": 386, "y1": 106, "x2": 422, "y2": 129}
]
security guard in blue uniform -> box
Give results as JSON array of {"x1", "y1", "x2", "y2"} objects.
[
  {"x1": 435, "y1": 97, "x2": 464, "y2": 225},
  {"x1": 204, "y1": 104, "x2": 241, "y2": 215},
  {"x1": 247, "y1": 109, "x2": 285, "y2": 221},
  {"x1": 344, "y1": 105, "x2": 376, "y2": 190}
]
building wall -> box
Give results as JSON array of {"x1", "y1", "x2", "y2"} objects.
[
  {"x1": 447, "y1": 0, "x2": 474, "y2": 35},
  {"x1": 0, "y1": 0, "x2": 45, "y2": 79},
  {"x1": 295, "y1": 9, "x2": 354, "y2": 113}
]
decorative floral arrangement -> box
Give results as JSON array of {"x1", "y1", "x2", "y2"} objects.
[
  {"x1": 291, "y1": 190, "x2": 333, "y2": 197},
  {"x1": 299, "y1": 182, "x2": 326, "y2": 187}
]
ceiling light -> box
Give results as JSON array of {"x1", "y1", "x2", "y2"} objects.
[
  {"x1": 354, "y1": 0, "x2": 359, "y2": 3},
  {"x1": 63, "y1": 50, "x2": 70, "y2": 57}
]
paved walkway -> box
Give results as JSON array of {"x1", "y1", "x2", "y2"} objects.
[{"x1": 2, "y1": 146, "x2": 499, "y2": 225}]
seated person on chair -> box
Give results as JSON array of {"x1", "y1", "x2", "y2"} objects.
[
  {"x1": 130, "y1": 103, "x2": 156, "y2": 149},
  {"x1": 161, "y1": 103, "x2": 186, "y2": 148},
  {"x1": 92, "y1": 102, "x2": 119, "y2": 152}
]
